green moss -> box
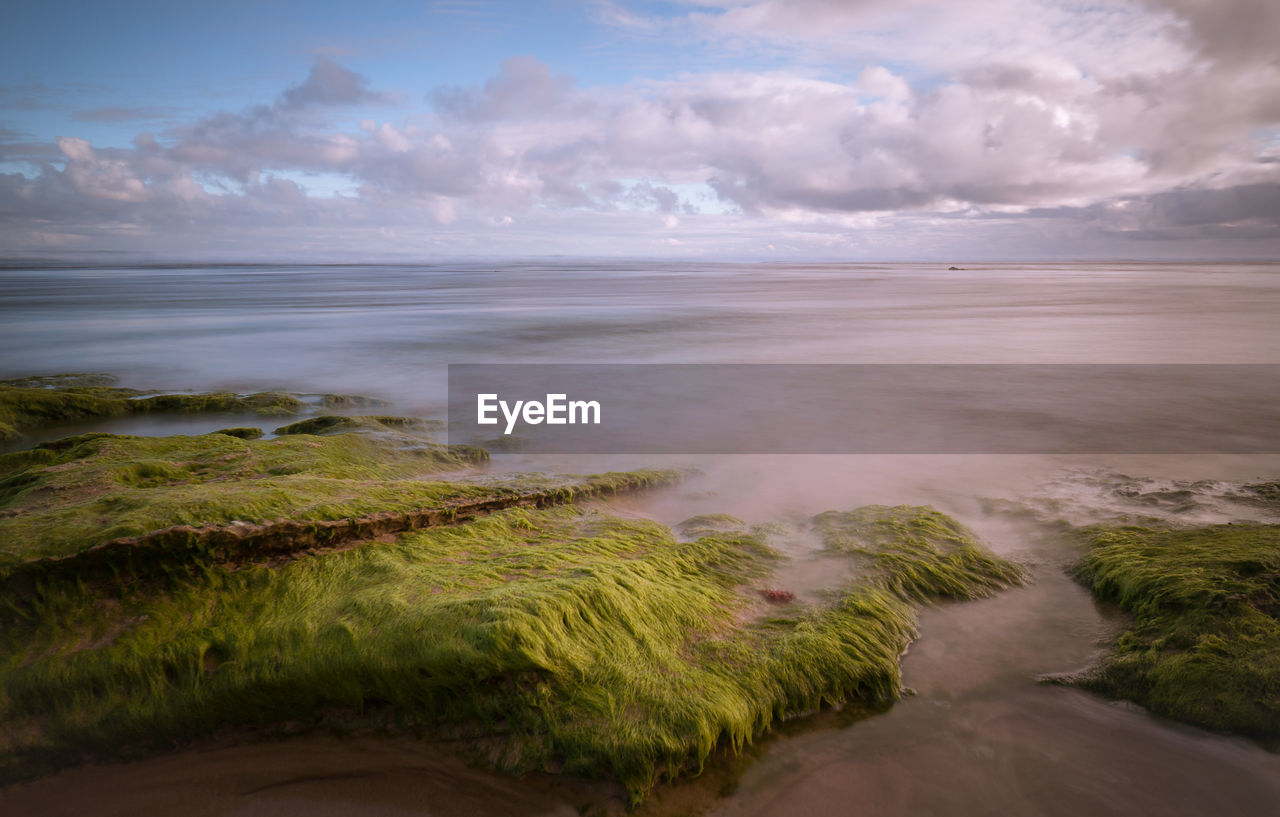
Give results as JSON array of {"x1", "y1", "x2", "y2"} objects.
[
  {"x1": 0, "y1": 390, "x2": 1024, "y2": 800},
  {"x1": 112, "y1": 460, "x2": 189, "y2": 487},
  {"x1": 273, "y1": 415, "x2": 361, "y2": 435},
  {"x1": 0, "y1": 386, "x2": 137, "y2": 441},
  {"x1": 319, "y1": 393, "x2": 391, "y2": 410},
  {"x1": 0, "y1": 448, "x2": 57, "y2": 482},
  {"x1": 813, "y1": 505, "x2": 1026, "y2": 600},
  {"x1": 0, "y1": 504, "x2": 1020, "y2": 800},
  {"x1": 273, "y1": 415, "x2": 430, "y2": 436},
  {"x1": 0, "y1": 431, "x2": 492, "y2": 564},
  {"x1": 237, "y1": 392, "x2": 304, "y2": 417},
  {"x1": 1071, "y1": 524, "x2": 1280, "y2": 738},
  {"x1": 676, "y1": 513, "x2": 748, "y2": 539},
  {"x1": 0, "y1": 381, "x2": 308, "y2": 443},
  {"x1": 130, "y1": 391, "x2": 303, "y2": 417},
  {"x1": 211, "y1": 427, "x2": 263, "y2": 440}
]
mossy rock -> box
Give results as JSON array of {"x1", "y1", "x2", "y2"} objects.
[
  {"x1": 319, "y1": 393, "x2": 391, "y2": 410},
  {"x1": 676, "y1": 513, "x2": 748, "y2": 539},
  {"x1": 1072, "y1": 523, "x2": 1280, "y2": 739},
  {"x1": 0, "y1": 503, "x2": 1021, "y2": 800},
  {"x1": 273, "y1": 415, "x2": 429, "y2": 436},
  {"x1": 0, "y1": 380, "x2": 308, "y2": 444},
  {"x1": 211, "y1": 427, "x2": 263, "y2": 440},
  {"x1": 0, "y1": 431, "x2": 494, "y2": 564},
  {"x1": 813, "y1": 505, "x2": 1026, "y2": 600}
]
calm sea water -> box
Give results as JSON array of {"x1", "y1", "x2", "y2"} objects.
[
  {"x1": 2, "y1": 260, "x2": 1280, "y2": 816},
  {"x1": 4, "y1": 260, "x2": 1280, "y2": 400}
]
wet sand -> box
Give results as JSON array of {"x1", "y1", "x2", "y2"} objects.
[{"x1": 0, "y1": 737, "x2": 618, "y2": 817}]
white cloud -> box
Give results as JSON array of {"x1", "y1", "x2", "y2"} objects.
[
  {"x1": 4, "y1": 1, "x2": 1279, "y2": 257},
  {"x1": 57, "y1": 137, "x2": 149, "y2": 202}
]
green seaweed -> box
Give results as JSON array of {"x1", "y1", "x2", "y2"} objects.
[
  {"x1": 273, "y1": 415, "x2": 429, "y2": 436},
  {"x1": 0, "y1": 431, "x2": 491, "y2": 565},
  {"x1": 319, "y1": 393, "x2": 391, "y2": 410},
  {"x1": 211, "y1": 427, "x2": 263, "y2": 440},
  {"x1": 0, "y1": 385, "x2": 1026, "y2": 800},
  {"x1": 1071, "y1": 524, "x2": 1280, "y2": 739},
  {"x1": 133, "y1": 391, "x2": 303, "y2": 417},
  {"x1": 0, "y1": 504, "x2": 1020, "y2": 801},
  {"x1": 813, "y1": 504, "x2": 1026, "y2": 600},
  {"x1": 0, "y1": 386, "x2": 136, "y2": 442},
  {"x1": 676, "y1": 513, "x2": 748, "y2": 539},
  {"x1": 0, "y1": 381, "x2": 307, "y2": 443}
]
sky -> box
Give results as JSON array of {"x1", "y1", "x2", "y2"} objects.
[{"x1": 1, "y1": 0, "x2": 1278, "y2": 260}]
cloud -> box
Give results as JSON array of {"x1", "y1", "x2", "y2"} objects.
[
  {"x1": 0, "y1": 127, "x2": 64, "y2": 163},
  {"x1": 159, "y1": 58, "x2": 387, "y2": 181},
  {"x1": 432, "y1": 56, "x2": 585, "y2": 122},
  {"x1": 1141, "y1": 0, "x2": 1280, "y2": 67},
  {"x1": 2, "y1": 5, "x2": 1279, "y2": 258},
  {"x1": 57, "y1": 137, "x2": 151, "y2": 202},
  {"x1": 277, "y1": 56, "x2": 389, "y2": 110},
  {"x1": 608, "y1": 0, "x2": 1194, "y2": 78},
  {"x1": 1092, "y1": 182, "x2": 1280, "y2": 239},
  {"x1": 625, "y1": 181, "x2": 680, "y2": 212}
]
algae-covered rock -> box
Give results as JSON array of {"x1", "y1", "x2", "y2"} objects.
[
  {"x1": 813, "y1": 504, "x2": 1025, "y2": 600},
  {"x1": 0, "y1": 380, "x2": 1027, "y2": 800},
  {"x1": 135, "y1": 391, "x2": 303, "y2": 417},
  {"x1": 319, "y1": 393, "x2": 391, "y2": 410},
  {"x1": 1071, "y1": 524, "x2": 1280, "y2": 739},
  {"x1": 273, "y1": 415, "x2": 434, "y2": 436},
  {"x1": 676, "y1": 512, "x2": 748, "y2": 539},
  {"x1": 211, "y1": 426, "x2": 263, "y2": 440},
  {"x1": 0, "y1": 384, "x2": 136, "y2": 442},
  {"x1": 0, "y1": 501, "x2": 1020, "y2": 801},
  {"x1": 0, "y1": 378, "x2": 308, "y2": 443},
  {"x1": 0, "y1": 426, "x2": 503, "y2": 567}
]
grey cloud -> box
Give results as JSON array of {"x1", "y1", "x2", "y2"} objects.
[
  {"x1": 350, "y1": 135, "x2": 485, "y2": 198},
  {"x1": 162, "y1": 58, "x2": 388, "y2": 180},
  {"x1": 1142, "y1": 0, "x2": 1280, "y2": 67},
  {"x1": 0, "y1": 128, "x2": 63, "y2": 162},
  {"x1": 1124, "y1": 183, "x2": 1280, "y2": 231},
  {"x1": 432, "y1": 56, "x2": 586, "y2": 121},
  {"x1": 168, "y1": 108, "x2": 363, "y2": 180},
  {"x1": 277, "y1": 56, "x2": 388, "y2": 109},
  {"x1": 623, "y1": 181, "x2": 679, "y2": 212},
  {"x1": 0, "y1": 140, "x2": 64, "y2": 162},
  {"x1": 1012, "y1": 181, "x2": 1280, "y2": 244}
]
